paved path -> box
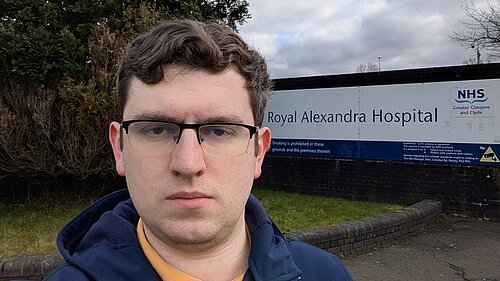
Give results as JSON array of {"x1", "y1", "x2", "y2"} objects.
[{"x1": 343, "y1": 214, "x2": 500, "y2": 281}]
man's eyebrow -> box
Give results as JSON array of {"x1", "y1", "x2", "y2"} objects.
[
  {"x1": 128, "y1": 112, "x2": 178, "y2": 122},
  {"x1": 202, "y1": 115, "x2": 246, "y2": 124},
  {"x1": 127, "y1": 113, "x2": 248, "y2": 124}
]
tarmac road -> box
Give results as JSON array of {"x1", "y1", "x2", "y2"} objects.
[{"x1": 343, "y1": 214, "x2": 500, "y2": 281}]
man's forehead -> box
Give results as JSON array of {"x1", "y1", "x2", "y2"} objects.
[
  {"x1": 128, "y1": 67, "x2": 247, "y2": 93},
  {"x1": 149, "y1": 65, "x2": 246, "y2": 86},
  {"x1": 126, "y1": 111, "x2": 246, "y2": 124},
  {"x1": 124, "y1": 69, "x2": 254, "y2": 124}
]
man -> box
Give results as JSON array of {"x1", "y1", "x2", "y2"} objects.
[{"x1": 44, "y1": 20, "x2": 353, "y2": 281}]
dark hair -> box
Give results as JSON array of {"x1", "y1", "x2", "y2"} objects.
[{"x1": 116, "y1": 19, "x2": 273, "y2": 126}]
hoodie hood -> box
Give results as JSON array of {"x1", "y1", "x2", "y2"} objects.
[{"x1": 57, "y1": 189, "x2": 160, "y2": 280}]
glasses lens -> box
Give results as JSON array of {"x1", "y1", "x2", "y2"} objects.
[
  {"x1": 199, "y1": 124, "x2": 252, "y2": 156},
  {"x1": 126, "y1": 121, "x2": 179, "y2": 154}
]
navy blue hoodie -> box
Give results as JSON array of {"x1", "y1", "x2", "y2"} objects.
[{"x1": 43, "y1": 189, "x2": 353, "y2": 281}]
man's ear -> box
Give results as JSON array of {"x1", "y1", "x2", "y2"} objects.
[
  {"x1": 109, "y1": 122, "x2": 125, "y2": 176},
  {"x1": 254, "y1": 127, "x2": 271, "y2": 179}
]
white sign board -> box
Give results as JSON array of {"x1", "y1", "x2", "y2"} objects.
[{"x1": 264, "y1": 79, "x2": 500, "y2": 165}]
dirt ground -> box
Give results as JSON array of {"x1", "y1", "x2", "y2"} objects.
[{"x1": 343, "y1": 214, "x2": 500, "y2": 281}]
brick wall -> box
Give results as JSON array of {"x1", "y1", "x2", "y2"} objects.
[
  {"x1": 0, "y1": 253, "x2": 63, "y2": 281},
  {"x1": 256, "y1": 156, "x2": 500, "y2": 219},
  {"x1": 288, "y1": 200, "x2": 442, "y2": 257}
]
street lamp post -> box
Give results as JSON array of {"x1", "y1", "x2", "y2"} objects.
[
  {"x1": 378, "y1": 56, "x2": 381, "y2": 71},
  {"x1": 471, "y1": 42, "x2": 481, "y2": 64}
]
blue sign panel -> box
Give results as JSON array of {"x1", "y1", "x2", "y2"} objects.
[{"x1": 270, "y1": 139, "x2": 500, "y2": 165}]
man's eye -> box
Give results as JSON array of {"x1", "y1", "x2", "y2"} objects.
[
  {"x1": 150, "y1": 127, "x2": 165, "y2": 135},
  {"x1": 204, "y1": 126, "x2": 238, "y2": 139},
  {"x1": 141, "y1": 126, "x2": 174, "y2": 137},
  {"x1": 212, "y1": 128, "x2": 230, "y2": 137}
]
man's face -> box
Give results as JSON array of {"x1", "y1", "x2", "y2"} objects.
[{"x1": 109, "y1": 68, "x2": 270, "y2": 252}]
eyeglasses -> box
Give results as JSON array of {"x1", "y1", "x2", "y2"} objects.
[{"x1": 121, "y1": 120, "x2": 258, "y2": 156}]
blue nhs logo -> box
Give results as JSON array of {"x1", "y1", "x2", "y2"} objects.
[{"x1": 455, "y1": 88, "x2": 488, "y2": 104}]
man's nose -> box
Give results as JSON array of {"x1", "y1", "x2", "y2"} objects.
[{"x1": 169, "y1": 128, "x2": 206, "y2": 177}]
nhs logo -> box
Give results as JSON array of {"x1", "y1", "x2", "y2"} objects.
[{"x1": 455, "y1": 88, "x2": 488, "y2": 104}]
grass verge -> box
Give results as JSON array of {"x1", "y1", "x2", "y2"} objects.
[
  {"x1": 0, "y1": 189, "x2": 403, "y2": 256},
  {"x1": 252, "y1": 188, "x2": 403, "y2": 233},
  {"x1": 0, "y1": 195, "x2": 96, "y2": 257}
]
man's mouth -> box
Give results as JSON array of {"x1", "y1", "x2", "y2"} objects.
[{"x1": 167, "y1": 192, "x2": 212, "y2": 208}]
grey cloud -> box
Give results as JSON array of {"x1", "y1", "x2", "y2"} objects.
[{"x1": 242, "y1": 0, "x2": 475, "y2": 78}]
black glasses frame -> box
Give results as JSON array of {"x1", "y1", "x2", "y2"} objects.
[{"x1": 121, "y1": 120, "x2": 258, "y2": 144}]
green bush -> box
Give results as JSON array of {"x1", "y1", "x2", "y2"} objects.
[{"x1": 0, "y1": 0, "x2": 250, "y2": 85}]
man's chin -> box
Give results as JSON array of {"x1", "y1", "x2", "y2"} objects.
[{"x1": 165, "y1": 231, "x2": 221, "y2": 252}]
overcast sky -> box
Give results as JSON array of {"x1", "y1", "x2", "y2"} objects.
[{"x1": 238, "y1": 0, "x2": 484, "y2": 78}]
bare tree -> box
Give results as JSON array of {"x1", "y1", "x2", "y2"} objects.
[{"x1": 451, "y1": 0, "x2": 500, "y2": 62}]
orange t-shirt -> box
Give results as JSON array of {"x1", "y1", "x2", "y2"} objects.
[{"x1": 137, "y1": 218, "x2": 246, "y2": 281}]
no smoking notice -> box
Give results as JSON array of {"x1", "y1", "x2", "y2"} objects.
[{"x1": 480, "y1": 147, "x2": 499, "y2": 163}]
